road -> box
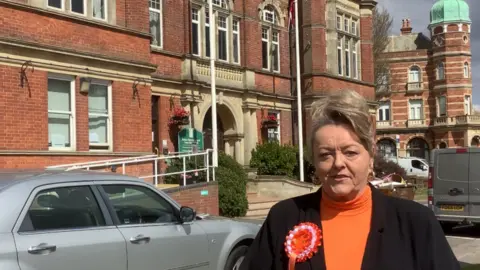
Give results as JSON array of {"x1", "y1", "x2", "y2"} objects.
[{"x1": 237, "y1": 217, "x2": 480, "y2": 266}]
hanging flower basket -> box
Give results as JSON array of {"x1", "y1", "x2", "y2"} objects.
[
  {"x1": 262, "y1": 114, "x2": 279, "y2": 128},
  {"x1": 168, "y1": 107, "x2": 190, "y2": 126}
]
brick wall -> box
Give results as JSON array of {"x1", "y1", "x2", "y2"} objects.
[
  {"x1": 0, "y1": 65, "x2": 151, "y2": 153},
  {"x1": 164, "y1": 182, "x2": 219, "y2": 216},
  {"x1": 0, "y1": 2, "x2": 151, "y2": 63}
]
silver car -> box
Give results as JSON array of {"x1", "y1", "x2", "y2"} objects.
[{"x1": 0, "y1": 169, "x2": 259, "y2": 270}]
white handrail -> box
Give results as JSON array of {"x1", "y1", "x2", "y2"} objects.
[{"x1": 47, "y1": 150, "x2": 214, "y2": 186}]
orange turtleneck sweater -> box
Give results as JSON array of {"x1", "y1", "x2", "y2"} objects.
[{"x1": 320, "y1": 186, "x2": 373, "y2": 270}]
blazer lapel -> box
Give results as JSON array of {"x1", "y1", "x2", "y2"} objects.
[
  {"x1": 306, "y1": 189, "x2": 327, "y2": 270},
  {"x1": 361, "y1": 184, "x2": 388, "y2": 269}
]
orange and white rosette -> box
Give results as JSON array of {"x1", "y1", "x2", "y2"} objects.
[{"x1": 284, "y1": 222, "x2": 322, "y2": 270}]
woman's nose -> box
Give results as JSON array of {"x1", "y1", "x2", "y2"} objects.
[{"x1": 333, "y1": 151, "x2": 346, "y2": 168}]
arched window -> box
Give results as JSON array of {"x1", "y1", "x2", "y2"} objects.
[
  {"x1": 408, "y1": 66, "x2": 421, "y2": 82},
  {"x1": 261, "y1": 5, "x2": 280, "y2": 72},
  {"x1": 376, "y1": 139, "x2": 397, "y2": 158},
  {"x1": 437, "y1": 62, "x2": 445, "y2": 80},
  {"x1": 407, "y1": 138, "x2": 429, "y2": 160},
  {"x1": 464, "y1": 62, "x2": 470, "y2": 78}
]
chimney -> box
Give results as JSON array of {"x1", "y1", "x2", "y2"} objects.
[{"x1": 401, "y1": 18, "x2": 413, "y2": 35}]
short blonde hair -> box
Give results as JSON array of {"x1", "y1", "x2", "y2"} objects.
[{"x1": 309, "y1": 89, "x2": 374, "y2": 159}]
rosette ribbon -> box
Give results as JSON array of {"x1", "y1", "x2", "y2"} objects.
[{"x1": 284, "y1": 222, "x2": 322, "y2": 270}]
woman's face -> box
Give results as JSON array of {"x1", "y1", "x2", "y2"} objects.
[{"x1": 313, "y1": 123, "x2": 373, "y2": 201}]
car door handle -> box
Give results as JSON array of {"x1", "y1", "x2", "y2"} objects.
[
  {"x1": 129, "y1": 234, "x2": 150, "y2": 244},
  {"x1": 449, "y1": 188, "x2": 464, "y2": 195},
  {"x1": 28, "y1": 243, "x2": 57, "y2": 255}
]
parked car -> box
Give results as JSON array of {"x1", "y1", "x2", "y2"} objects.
[
  {"x1": 428, "y1": 147, "x2": 480, "y2": 232},
  {"x1": 0, "y1": 169, "x2": 259, "y2": 270},
  {"x1": 385, "y1": 156, "x2": 429, "y2": 178}
]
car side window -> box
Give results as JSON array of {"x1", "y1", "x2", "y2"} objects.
[
  {"x1": 20, "y1": 186, "x2": 106, "y2": 232},
  {"x1": 102, "y1": 184, "x2": 179, "y2": 225},
  {"x1": 411, "y1": 160, "x2": 425, "y2": 170}
]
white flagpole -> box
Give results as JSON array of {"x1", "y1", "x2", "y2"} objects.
[
  {"x1": 209, "y1": 0, "x2": 218, "y2": 167},
  {"x1": 294, "y1": 0, "x2": 304, "y2": 182}
]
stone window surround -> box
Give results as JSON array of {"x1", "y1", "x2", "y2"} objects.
[
  {"x1": 408, "y1": 65, "x2": 422, "y2": 82},
  {"x1": 377, "y1": 101, "x2": 391, "y2": 122},
  {"x1": 436, "y1": 61, "x2": 445, "y2": 80},
  {"x1": 260, "y1": 4, "x2": 282, "y2": 73},
  {"x1": 408, "y1": 98, "x2": 424, "y2": 120},
  {"x1": 190, "y1": 2, "x2": 241, "y2": 65},
  {"x1": 336, "y1": 12, "x2": 360, "y2": 80},
  {"x1": 436, "y1": 95, "x2": 447, "y2": 117},
  {"x1": 149, "y1": 0, "x2": 163, "y2": 49}
]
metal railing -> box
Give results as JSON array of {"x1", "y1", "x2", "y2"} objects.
[{"x1": 46, "y1": 150, "x2": 215, "y2": 186}]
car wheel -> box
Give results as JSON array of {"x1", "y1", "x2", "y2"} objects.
[{"x1": 224, "y1": 245, "x2": 248, "y2": 270}]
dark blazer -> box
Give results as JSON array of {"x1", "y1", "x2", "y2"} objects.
[{"x1": 240, "y1": 185, "x2": 460, "y2": 270}]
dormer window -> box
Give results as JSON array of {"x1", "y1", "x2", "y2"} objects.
[
  {"x1": 212, "y1": 0, "x2": 227, "y2": 8},
  {"x1": 262, "y1": 6, "x2": 277, "y2": 24}
]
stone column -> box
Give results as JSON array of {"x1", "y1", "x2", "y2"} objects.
[
  {"x1": 243, "y1": 106, "x2": 258, "y2": 165},
  {"x1": 235, "y1": 140, "x2": 242, "y2": 165},
  {"x1": 224, "y1": 141, "x2": 230, "y2": 155},
  {"x1": 360, "y1": 1, "x2": 377, "y2": 85}
]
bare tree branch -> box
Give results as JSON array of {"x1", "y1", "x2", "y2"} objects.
[{"x1": 372, "y1": 7, "x2": 393, "y2": 93}]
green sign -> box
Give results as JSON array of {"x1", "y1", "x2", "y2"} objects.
[
  {"x1": 178, "y1": 128, "x2": 204, "y2": 153},
  {"x1": 200, "y1": 190, "x2": 209, "y2": 196}
]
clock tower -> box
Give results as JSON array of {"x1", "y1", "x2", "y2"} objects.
[{"x1": 428, "y1": 0, "x2": 472, "y2": 119}]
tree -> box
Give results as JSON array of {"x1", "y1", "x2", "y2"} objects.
[{"x1": 372, "y1": 7, "x2": 393, "y2": 93}]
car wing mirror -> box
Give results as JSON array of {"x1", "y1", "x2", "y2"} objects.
[{"x1": 179, "y1": 206, "x2": 196, "y2": 223}]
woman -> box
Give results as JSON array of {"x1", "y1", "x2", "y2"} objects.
[{"x1": 240, "y1": 90, "x2": 459, "y2": 270}]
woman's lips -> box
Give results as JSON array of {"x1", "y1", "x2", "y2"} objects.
[{"x1": 330, "y1": 175, "x2": 350, "y2": 181}]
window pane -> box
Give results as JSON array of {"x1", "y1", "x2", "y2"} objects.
[
  {"x1": 205, "y1": 26, "x2": 210, "y2": 57},
  {"x1": 337, "y1": 48, "x2": 342, "y2": 75},
  {"x1": 93, "y1": 0, "x2": 105, "y2": 19},
  {"x1": 71, "y1": 0, "x2": 84, "y2": 14},
  {"x1": 89, "y1": 116, "x2": 108, "y2": 144},
  {"x1": 48, "y1": 113, "x2": 70, "y2": 147},
  {"x1": 192, "y1": 23, "x2": 199, "y2": 55},
  {"x1": 149, "y1": 11, "x2": 161, "y2": 47},
  {"x1": 22, "y1": 186, "x2": 105, "y2": 231},
  {"x1": 262, "y1": 40, "x2": 268, "y2": 69},
  {"x1": 352, "y1": 53, "x2": 357, "y2": 78},
  {"x1": 88, "y1": 85, "x2": 108, "y2": 114},
  {"x1": 48, "y1": 0, "x2": 62, "y2": 8},
  {"x1": 48, "y1": 79, "x2": 71, "y2": 112},
  {"x1": 345, "y1": 51, "x2": 349, "y2": 77},
  {"x1": 218, "y1": 30, "x2": 227, "y2": 60},
  {"x1": 272, "y1": 44, "x2": 279, "y2": 71},
  {"x1": 102, "y1": 185, "x2": 179, "y2": 224},
  {"x1": 149, "y1": 0, "x2": 160, "y2": 9},
  {"x1": 233, "y1": 33, "x2": 239, "y2": 63}
]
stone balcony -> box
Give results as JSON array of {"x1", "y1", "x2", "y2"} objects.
[
  {"x1": 407, "y1": 82, "x2": 423, "y2": 93},
  {"x1": 376, "y1": 120, "x2": 392, "y2": 128},
  {"x1": 407, "y1": 119, "x2": 427, "y2": 127},
  {"x1": 434, "y1": 115, "x2": 480, "y2": 126},
  {"x1": 181, "y1": 59, "x2": 255, "y2": 89}
]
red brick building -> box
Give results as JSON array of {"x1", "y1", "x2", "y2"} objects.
[
  {"x1": 0, "y1": 0, "x2": 375, "y2": 169},
  {"x1": 375, "y1": 0, "x2": 476, "y2": 161}
]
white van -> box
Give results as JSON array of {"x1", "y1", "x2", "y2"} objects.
[{"x1": 385, "y1": 157, "x2": 429, "y2": 178}]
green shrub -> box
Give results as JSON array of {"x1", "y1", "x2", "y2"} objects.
[
  {"x1": 216, "y1": 152, "x2": 248, "y2": 217},
  {"x1": 164, "y1": 156, "x2": 207, "y2": 184},
  {"x1": 250, "y1": 142, "x2": 298, "y2": 177}
]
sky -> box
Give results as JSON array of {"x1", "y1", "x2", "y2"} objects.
[{"x1": 378, "y1": 0, "x2": 479, "y2": 108}]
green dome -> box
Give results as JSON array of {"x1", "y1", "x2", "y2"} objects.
[{"x1": 430, "y1": 0, "x2": 471, "y2": 25}]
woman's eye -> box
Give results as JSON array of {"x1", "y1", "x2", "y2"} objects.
[
  {"x1": 319, "y1": 153, "x2": 332, "y2": 158},
  {"x1": 345, "y1": 151, "x2": 358, "y2": 157}
]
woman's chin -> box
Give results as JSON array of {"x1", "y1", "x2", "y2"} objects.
[{"x1": 325, "y1": 183, "x2": 355, "y2": 198}]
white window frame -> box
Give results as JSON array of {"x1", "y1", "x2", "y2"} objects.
[
  {"x1": 267, "y1": 111, "x2": 281, "y2": 143},
  {"x1": 232, "y1": 18, "x2": 240, "y2": 64},
  {"x1": 465, "y1": 95, "x2": 471, "y2": 115},
  {"x1": 464, "y1": 62, "x2": 470, "y2": 78},
  {"x1": 272, "y1": 31, "x2": 280, "y2": 73},
  {"x1": 436, "y1": 62, "x2": 445, "y2": 80},
  {"x1": 191, "y1": 8, "x2": 200, "y2": 56},
  {"x1": 262, "y1": 27, "x2": 270, "y2": 70},
  {"x1": 377, "y1": 101, "x2": 390, "y2": 121},
  {"x1": 336, "y1": 15, "x2": 342, "y2": 30},
  {"x1": 47, "y1": 0, "x2": 64, "y2": 11},
  {"x1": 217, "y1": 15, "x2": 229, "y2": 62},
  {"x1": 344, "y1": 17, "x2": 349, "y2": 32},
  {"x1": 351, "y1": 20, "x2": 357, "y2": 35},
  {"x1": 88, "y1": 79, "x2": 113, "y2": 151},
  {"x1": 212, "y1": 0, "x2": 226, "y2": 8},
  {"x1": 205, "y1": 8, "x2": 211, "y2": 58},
  {"x1": 438, "y1": 96, "x2": 447, "y2": 117},
  {"x1": 47, "y1": 74, "x2": 76, "y2": 151},
  {"x1": 70, "y1": 0, "x2": 87, "y2": 16},
  {"x1": 149, "y1": 0, "x2": 163, "y2": 48},
  {"x1": 408, "y1": 66, "x2": 421, "y2": 82},
  {"x1": 344, "y1": 37, "x2": 350, "y2": 77},
  {"x1": 92, "y1": 0, "x2": 107, "y2": 21},
  {"x1": 408, "y1": 99, "x2": 423, "y2": 120},
  {"x1": 263, "y1": 7, "x2": 276, "y2": 24},
  {"x1": 352, "y1": 40, "x2": 358, "y2": 79}
]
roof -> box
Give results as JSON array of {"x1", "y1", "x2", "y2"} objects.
[
  {"x1": 385, "y1": 33, "x2": 431, "y2": 53},
  {"x1": 0, "y1": 169, "x2": 142, "y2": 191},
  {"x1": 430, "y1": 0, "x2": 471, "y2": 26}
]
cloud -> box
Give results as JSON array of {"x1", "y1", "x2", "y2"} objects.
[{"x1": 378, "y1": 0, "x2": 479, "y2": 105}]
